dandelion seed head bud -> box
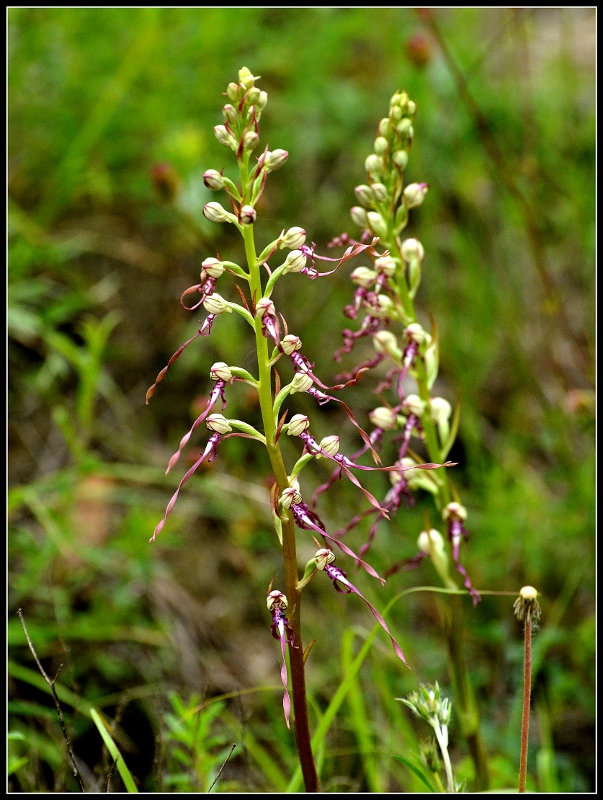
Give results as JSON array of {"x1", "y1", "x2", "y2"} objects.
[
  {"x1": 203, "y1": 169, "x2": 224, "y2": 191},
  {"x1": 430, "y1": 397, "x2": 452, "y2": 424},
  {"x1": 283, "y1": 249, "x2": 307, "y2": 273},
  {"x1": 202, "y1": 257, "x2": 225, "y2": 278},
  {"x1": 287, "y1": 414, "x2": 310, "y2": 436},
  {"x1": 203, "y1": 201, "x2": 232, "y2": 224},
  {"x1": 375, "y1": 254, "x2": 397, "y2": 277},
  {"x1": 210, "y1": 362, "x2": 232, "y2": 382},
  {"x1": 318, "y1": 435, "x2": 340, "y2": 457},
  {"x1": 267, "y1": 589, "x2": 288, "y2": 611},
  {"x1": 404, "y1": 182, "x2": 429, "y2": 209},
  {"x1": 514, "y1": 586, "x2": 541, "y2": 624},
  {"x1": 351, "y1": 206, "x2": 369, "y2": 228},
  {"x1": 315, "y1": 548, "x2": 336, "y2": 570},
  {"x1": 378, "y1": 117, "x2": 391, "y2": 137},
  {"x1": 404, "y1": 322, "x2": 428, "y2": 344},
  {"x1": 280, "y1": 334, "x2": 302, "y2": 355},
  {"x1": 265, "y1": 149, "x2": 289, "y2": 171},
  {"x1": 371, "y1": 182, "x2": 389, "y2": 203},
  {"x1": 365, "y1": 153, "x2": 383, "y2": 179},
  {"x1": 373, "y1": 330, "x2": 402, "y2": 360},
  {"x1": 350, "y1": 266, "x2": 377, "y2": 287},
  {"x1": 402, "y1": 394, "x2": 426, "y2": 417},
  {"x1": 280, "y1": 227, "x2": 306, "y2": 249},
  {"x1": 240, "y1": 204, "x2": 257, "y2": 225},
  {"x1": 214, "y1": 124, "x2": 236, "y2": 149},
  {"x1": 290, "y1": 372, "x2": 314, "y2": 393},
  {"x1": 206, "y1": 413, "x2": 232, "y2": 434},
  {"x1": 203, "y1": 292, "x2": 231, "y2": 315},
  {"x1": 374, "y1": 136, "x2": 389, "y2": 155},
  {"x1": 392, "y1": 150, "x2": 409, "y2": 170},
  {"x1": 401, "y1": 238, "x2": 425, "y2": 262},
  {"x1": 443, "y1": 501, "x2": 467, "y2": 523},
  {"x1": 354, "y1": 184, "x2": 375, "y2": 207},
  {"x1": 255, "y1": 297, "x2": 275, "y2": 318},
  {"x1": 369, "y1": 406, "x2": 398, "y2": 430},
  {"x1": 280, "y1": 487, "x2": 302, "y2": 509},
  {"x1": 366, "y1": 211, "x2": 388, "y2": 239}
]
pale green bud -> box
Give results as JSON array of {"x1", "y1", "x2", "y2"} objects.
[
  {"x1": 374, "y1": 254, "x2": 397, "y2": 276},
  {"x1": 350, "y1": 266, "x2": 377, "y2": 287},
  {"x1": 407, "y1": 100, "x2": 417, "y2": 116},
  {"x1": 239, "y1": 204, "x2": 257, "y2": 225},
  {"x1": 279, "y1": 227, "x2": 306, "y2": 249},
  {"x1": 401, "y1": 238, "x2": 425, "y2": 262},
  {"x1": 214, "y1": 124, "x2": 236, "y2": 149},
  {"x1": 203, "y1": 293, "x2": 231, "y2": 315},
  {"x1": 206, "y1": 413, "x2": 232, "y2": 434},
  {"x1": 257, "y1": 90, "x2": 268, "y2": 111},
  {"x1": 378, "y1": 117, "x2": 391, "y2": 137},
  {"x1": 203, "y1": 202, "x2": 233, "y2": 224},
  {"x1": 392, "y1": 150, "x2": 409, "y2": 170},
  {"x1": 255, "y1": 297, "x2": 275, "y2": 318},
  {"x1": 226, "y1": 82, "x2": 240, "y2": 102},
  {"x1": 401, "y1": 459, "x2": 440, "y2": 495},
  {"x1": 396, "y1": 118, "x2": 413, "y2": 136},
  {"x1": 246, "y1": 86, "x2": 261, "y2": 106},
  {"x1": 287, "y1": 414, "x2": 310, "y2": 436},
  {"x1": 365, "y1": 293, "x2": 393, "y2": 318},
  {"x1": 404, "y1": 182, "x2": 429, "y2": 209},
  {"x1": 365, "y1": 153, "x2": 383, "y2": 179},
  {"x1": 374, "y1": 136, "x2": 389, "y2": 155},
  {"x1": 290, "y1": 372, "x2": 314, "y2": 393},
  {"x1": 371, "y1": 182, "x2": 389, "y2": 203},
  {"x1": 369, "y1": 406, "x2": 398, "y2": 430},
  {"x1": 443, "y1": 502, "x2": 467, "y2": 523},
  {"x1": 351, "y1": 206, "x2": 369, "y2": 228},
  {"x1": 373, "y1": 330, "x2": 402, "y2": 360},
  {"x1": 280, "y1": 487, "x2": 302, "y2": 509},
  {"x1": 314, "y1": 548, "x2": 336, "y2": 571},
  {"x1": 243, "y1": 130, "x2": 259, "y2": 151},
  {"x1": 318, "y1": 435, "x2": 340, "y2": 457},
  {"x1": 283, "y1": 249, "x2": 307, "y2": 273},
  {"x1": 265, "y1": 149, "x2": 288, "y2": 170},
  {"x1": 402, "y1": 394, "x2": 426, "y2": 417},
  {"x1": 203, "y1": 169, "x2": 224, "y2": 191},
  {"x1": 404, "y1": 323, "x2": 429, "y2": 345},
  {"x1": 430, "y1": 397, "x2": 452, "y2": 445},
  {"x1": 202, "y1": 257, "x2": 225, "y2": 278},
  {"x1": 366, "y1": 211, "x2": 388, "y2": 239},
  {"x1": 238, "y1": 66, "x2": 257, "y2": 89},
  {"x1": 390, "y1": 105, "x2": 403, "y2": 122},
  {"x1": 210, "y1": 362, "x2": 233, "y2": 382},
  {"x1": 354, "y1": 184, "x2": 375, "y2": 207},
  {"x1": 280, "y1": 334, "x2": 302, "y2": 355}
]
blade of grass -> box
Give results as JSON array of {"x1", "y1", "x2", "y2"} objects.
[{"x1": 90, "y1": 708, "x2": 138, "y2": 793}]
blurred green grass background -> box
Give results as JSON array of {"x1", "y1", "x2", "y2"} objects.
[{"x1": 9, "y1": 7, "x2": 594, "y2": 792}]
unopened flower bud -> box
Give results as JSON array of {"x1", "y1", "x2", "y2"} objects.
[
  {"x1": 267, "y1": 589, "x2": 288, "y2": 611},
  {"x1": 214, "y1": 124, "x2": 236, "y2": 149},
  {"x1": 238, "y1": 66, "x2": 257, "y2": 89},
  {"x1": 222, "y1": 104, "x2": 238, "y2": 124},
  {"x1": 351, "y1": 206, "x2": 369, "y2": 228},
  {"x1": 283, "y1": 249, "x2": 307, "y2": 273},
  {"x1": 239, "y1": 204, "x2": 257, "y2": 225},
  {"x1": 365, "y1": 153, "x2": 383, "y2": 179},
  {"x1": 369, "y1": 406, "x2": 398, "y2": 430},
  {"x1": 290, "y1": 372, "x2": 314, "y2": 393},
  {"x1": 350, "y1": 266, "x2": 377, "y2": 287},
  {"x1": 401, "y1": 238, "x2": 425, "y2": 262},
  {"x1": 513, "y1": 586, "x2": 541, "y2": 625},
  {"x1": 390, "y1": 105, "x2": 403, "y2": 122},
  {"x1": 418, "y1": 528, "x2": 446, "y2": 556},
  {"x1": 371, "y1": 182, "x2": 388, "y2": 203},
  {"x1": 318, "y1": 435, "x2": 340, "y2": 457},
  {"x1": 210, "y1": 362, "x2": 232, "y2": 382},
  {"x1": 226, "y1": 82, "x2": 240, "y2": 102},
  {"x1": 354, "y1": 184, "x2": 375, "y2": 207},
  {"x1": 392, "y1": 150, "x2": 409, "y2": 170},
  {"x1": 203, "y1": 169, "x2": 224, "y2": 191},
  {"x1": 243, "y1": 130, "x2": 259, "y2": 151},
  {"x1": 287, "y1": 414, "x2": 310, "y2": 436},
  {"x1": 404, "y1": 323, "x2": 428, "y2": 344},
  {"x1": 245, "y1": 86, "x2": 261, "y2": 106},
  {"x1": 402, "y1": 458, "x2": 439, "y2": 494},
  {"x1": 280, "y1": 227, "x2": 306, "y2": 249},
  {"x1": 378, "y1": 117, "x2": 391, "y2": 137},
  {"x1": 206, "y1": 413, "x2": 232, "y2": 434},
  {"x1": 443, "y1": 501, "x2": 467, "y2": 523},
  {"x1": 404, "y1": 182, "x2": 429, "y2": 209},
  {"x1": 315, "y1": 548, "x2": 336, "y2": 571},
  {"x1": 265, "y1": 149, "x2": 288, "y2": 171},
  {"x1": 374, "y1": 136, "x2": 389, "y2": 155},
  {"x1": 255, "y1": 297, "x2": 275, "y2": 318},
  {"x1": 374, "y1": 254, "x2": 397, "y2": 276},
  {"x1": 203, "y1": 293, "x2": 231, "y2": 315},
  {"x1": 202, "y1": 257, "x2": 225, "y2": 278},
  {"x1": 407, "y1": 100, "x2": 417, "y2": 116},
  {"x1": 366, "y1": 211, "x2": 388, "y2": 239},
  {"x1": 396, "y1": 118, "x2": 413, "y2": 137},
  {"x1": 430, "y1": 397, "x2": 452, "y2": 423},
  {"x1": 280, "y1": 334, "x2": 302, "y2": 355},
  {"x1": 203, "y1": 202, "x2": 232, "y2": 224},
  {"x1": 402, "y1": 394, "x2": 426, "y2": 417},
  {"x1": 280, "y1": 487, "x2": 302, "y2": 509},
  {"x1": 373, "y1": 330, "x2": 402, "y2": 360},
  {"x1": 257, "y1": 90, "x2": 268, "y2": 111},
  {"x1": 365, "y1": 293, "x2": 393, "y2": 318}
]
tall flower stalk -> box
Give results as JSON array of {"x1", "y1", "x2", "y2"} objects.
[
  {"x1": 330, "y1": 89, "x2": 490, "y2": 789},
  {"x1": 147, "y1": 68, "x2": 449, "y2": 792}
]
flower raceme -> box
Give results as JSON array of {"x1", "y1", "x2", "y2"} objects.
[{"x1": 147, "y1": 69, "x2": 453, "y2": 742}]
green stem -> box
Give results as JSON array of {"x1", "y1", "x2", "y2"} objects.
[{"x1": 244, "y1": 224, "x2": 319, "y2": 792}]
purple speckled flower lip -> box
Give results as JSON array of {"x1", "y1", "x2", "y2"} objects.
[{"x1": 267, "y1": 589, "x2": 296, "y2": 729}]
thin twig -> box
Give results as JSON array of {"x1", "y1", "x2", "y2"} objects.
[{"x1": 207, "y1": 743, "x2": 237, "y2": 793}]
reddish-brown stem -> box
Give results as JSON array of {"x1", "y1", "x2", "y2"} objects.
[{"x1": 518, "y1": 613, "x2": 533, "y2": 792}]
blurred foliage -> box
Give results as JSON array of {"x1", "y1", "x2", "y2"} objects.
[{"x1": 9, "y1": 7, "x2": 594, "y2": 792}]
